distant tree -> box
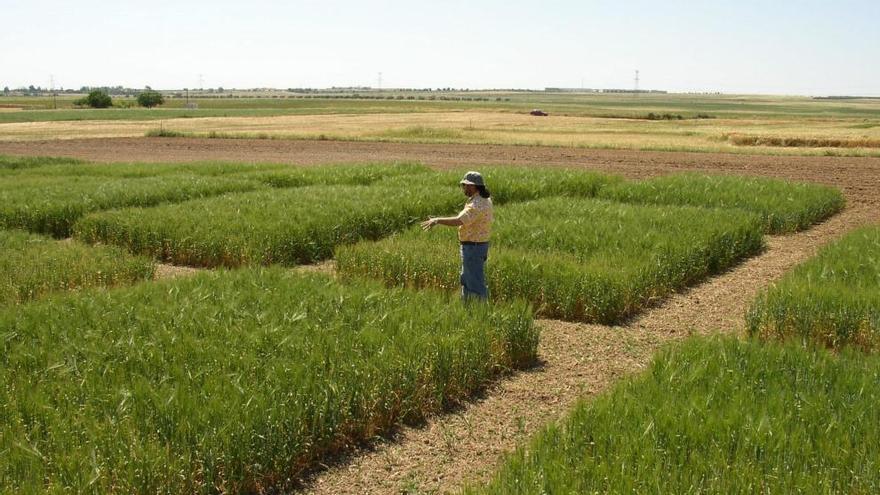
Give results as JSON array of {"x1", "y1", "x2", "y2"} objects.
[
  {"x1": 136, "y1": 89, "x2": 165, "y2": 108},
  {"x1": 75, "y1": 90, "x2": 112, "y2": 108},
  {"x1": 217, "y1": 87, "x2": 224, "y2": 93},
  {"x1": 3, "y1": 87, "x2": 9, "y2": 95}
]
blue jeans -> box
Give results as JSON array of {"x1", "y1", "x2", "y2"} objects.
[{"x1": 460, "y1": 242, "x2": 489, "y2": 301}]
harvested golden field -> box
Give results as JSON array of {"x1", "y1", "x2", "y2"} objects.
[{"x1": 3, "y1": 110, "x2": 880, "y2": 156}]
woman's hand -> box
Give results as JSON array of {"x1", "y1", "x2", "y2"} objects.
[{"x1": 420, "y1": 218, "x2": 437, "y2": 231}]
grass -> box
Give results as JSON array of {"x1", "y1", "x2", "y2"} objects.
[
  {"x1": 0, "y1": 159, "x2": 428, "y2": 182},
  {"x1": 0, "y1": 229, "x2": 154, "y2": 305},
  {"x1": 467, "y1": 337, "x2": 880, "y2": 494},
  {"x1": 727, "y1": 133, "x2": 880, "y2": 148},
  {"x1": 0, "y1": 268, "x2": 537, "y2": 494},
  {"x1": 143, "y1": 127, "x2": 189, "y2": 138},
  {"x1": 0, "y1": 175, "x2": 260, "y2": 237},
  {"x1": 0, "y1": 155, "x2": 83, "y2": 169},
  {"x1": 74, "y1": 184, "x2": 463, "y2": 267},
  {"x1": 597, "y1": 173, "x2": 845, "y2": 233},
  {"x1": 748, "y1": 225, "x2": 880, "y2": 352},
  {"x1": 229, "y1": 161, "x2": 432, "y2": 187},
  {"x1": 0, "y1": 160, "x2": 290, "y2": 178},
  {"x1": 336, "y1": 198, "x2": 765, "y2": 323},
  {"x1": 380, "y1": 165, "x2": 623, "y2": 204},
  {"x1": 374, "y1": 125, "x2": 468, "y2": 141}
]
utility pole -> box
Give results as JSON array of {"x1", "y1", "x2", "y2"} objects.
[
  {"x1": 49, "y1": 74, "x2": 57, "y2": 109},
  {"x1": 634, "y1": 70, "x2": 640, "y2": 92},
  {"x1": 198, "y1": 74, "x2": 204, "y2": 91},
  {"x1": 378, "y1": 72, "x2": 382, "y2": 91}
]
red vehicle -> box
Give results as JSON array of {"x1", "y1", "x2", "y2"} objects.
[{"x1": 530, "y1": 109, "x2": 548, "y2": 116}]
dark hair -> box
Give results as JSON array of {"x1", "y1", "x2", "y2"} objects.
[{"x1": 476, "y1": 185, "x2": 491, "y2": 198}]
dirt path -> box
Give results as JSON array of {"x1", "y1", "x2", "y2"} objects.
[
  {"x1": 153, "y1": 263, "x2": 202, "y2": 280},
  {"x1": 147, "y1": 207, "x2": 877, "y2": 495},
  {"x1": 295, "y1": 204, "x2": 875, "y2": 495}
]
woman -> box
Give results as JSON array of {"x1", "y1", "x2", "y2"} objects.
[{"x1": 421, "y1": 171, "x2": 493, "y2": 301}]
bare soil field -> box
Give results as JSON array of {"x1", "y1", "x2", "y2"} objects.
[{"x1": 5, "y1": 137, "x2": 880, "y2": 493}]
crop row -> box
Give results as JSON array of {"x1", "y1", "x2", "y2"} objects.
[
  {"x1": 0, "y1": 268, "x2": 537, "y2": 494},
  {"x1": 0, "y1": 158, "x2": 430, "y2": 182},
  {"x1": 382, "y1": 168, "x2": 842, "y2": 232},
  {"x1": 470, "y1": 224, "x2": 880, "y2": 492},
  {"x1": 0, "y1": 229, "x2": 154, "y2": 305},
  {"x1": 748, "y1": 225, "x2": 880, "y2": 352},
  {"x1": 0, "y1": 162, "x2": 432, "y2": 237},
  {"x1": 0, "y1": 155, "x2": 83, "y2": 170},
  {"x1": 0, "y1": 160, "x2": 287, "y2": 178},
  {"x1": 0, "y1": 174, "x2": 259, "y2": 237},
  {"x1": 337, "y1": 197, "x2": 765, "y2": 323},
  {"x1": 596, "y1": 172, "x2": 844, "y2": 233},
  {"x1": 75, "y1": 184, "x2": 464, "y2": 267},
  {"x1": 229, "y1": 161, "x2": 432, "y2": 187},
  {"x1": 468, "y1": 337, "x2": 880, "y2": 493},
  {"x1": 380, "y1": 165, "x2": 624, "y2": 203}
]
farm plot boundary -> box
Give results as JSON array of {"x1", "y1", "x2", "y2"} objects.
[{"x1": 300, "y1": 195, "x2": 873, "y2": 495}]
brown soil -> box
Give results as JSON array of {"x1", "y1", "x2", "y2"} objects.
[
  {"x1": 153, "y1": 262, "x2": 337, "y2": 280},
  {"x1": 7, "y1": 138, "x2": 879, "y2": 493},
  {"x1": 153, "y1": 263, "x2": 203, "y2": 280},
  {"x1": 293, "y1": 260, "x2": 337, "y2": 276}
]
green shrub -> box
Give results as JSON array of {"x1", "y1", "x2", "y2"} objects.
[
  {"x1": 0, "y1": 229, "x2": 154, "y2": 305},
  {"x1": 0, "y1": 268, "x2": 537, "y2": 493},
  {"x1": 136, "y1": 90, "x2": 165, "y2": 108},
  {"x1": 748, "y1": 225, "x2": 880, "y2": 352},
  {"x1": 597, "y1": 173, "x2": 844, "y2": 233},
  {"x1": 337, "y1": 198, "x2": 765, "y2": 323},
  {"x1": 74, "y1": 89, "x2": 112, "y2": 108},
  {"x1": 144, "y1": 127, "x2": 186, "y2": 137}
]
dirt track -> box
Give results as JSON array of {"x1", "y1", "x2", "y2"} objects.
[
  {"x1": 302, "y1": 207, "x2": 872, "y2": 495},
  {"x1": 6, "y1": 137, "x2": 880, "y2": 493}
]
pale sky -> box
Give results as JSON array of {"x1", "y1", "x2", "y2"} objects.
[{"x1": 2, "y1": 0, "x2": 878, "y2": 95}]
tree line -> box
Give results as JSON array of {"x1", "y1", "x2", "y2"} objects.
[{"x1": 75, "y1": 89, "x2": 165, "y2": 108}]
